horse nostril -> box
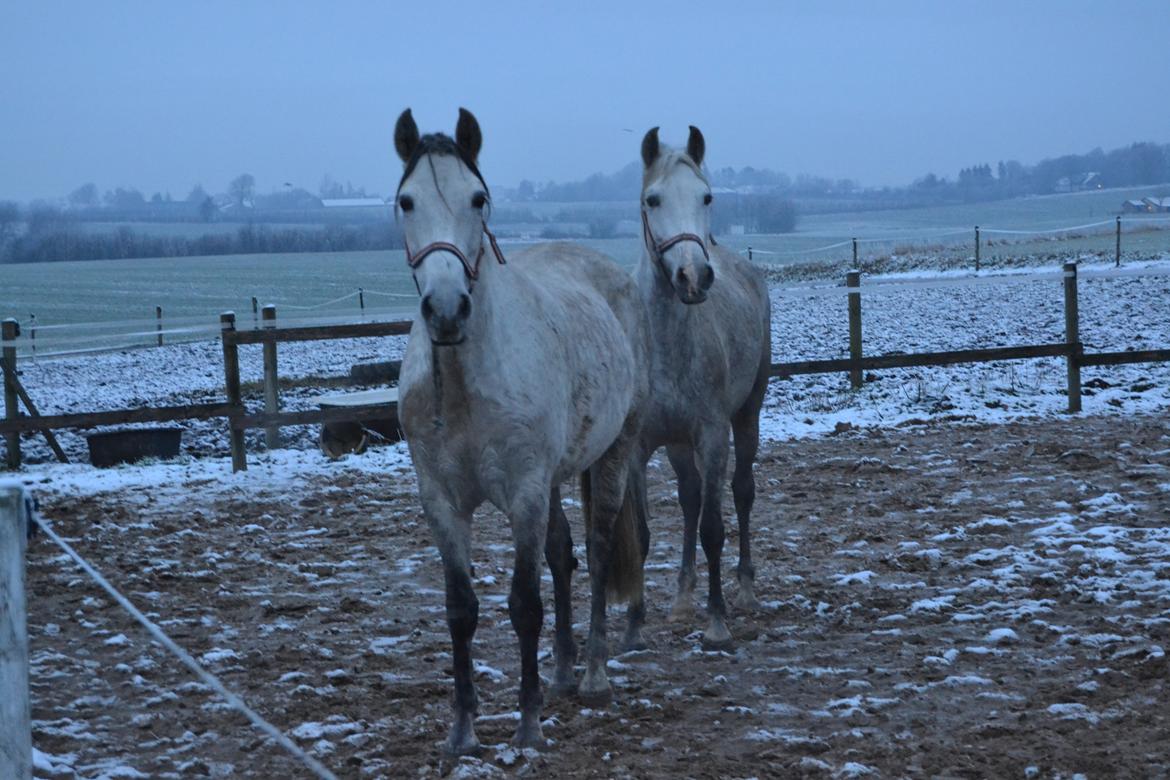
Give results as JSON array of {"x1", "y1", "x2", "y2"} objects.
[
  {"x1": 675, "y1": 267, "x2": 688, "y2": 286},
  {"x1": 701, "y1": 265, "x2": 715, "y2": 290},
  {"x1": 457, "y1": 294, "x2": 471, "y2": 321},
  {"x1": 420, "y1": 294, "x2": 434, "y2": 319}
]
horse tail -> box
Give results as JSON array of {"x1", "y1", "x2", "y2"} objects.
[{"x1": 579, "y1": 466, "x2": 645, "y2": 604}]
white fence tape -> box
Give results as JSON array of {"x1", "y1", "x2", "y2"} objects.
[{"x1": 33, "y1": 513, "x2": 338, "y2": 780}]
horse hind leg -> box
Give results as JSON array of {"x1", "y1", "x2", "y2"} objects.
[
  {"x1": 621, "y1": 458, "x2": 651, "y2": 652},
  {"x1": 545, "y1": 485, "x2": 578, "y2": 696},
  {"x1": 731, "y1": 378, "x2": 766, "y2": 611},
  {"x1": 579, "y1": 431, "x2": 640, "y2": 704},
  {"x1": 665, "y1": 444, "x2": 701, "y2": 623}
]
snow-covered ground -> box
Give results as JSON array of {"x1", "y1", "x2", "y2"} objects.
[{"x1": 11, "y1": 254, "x2": 1169, "y2": 484}]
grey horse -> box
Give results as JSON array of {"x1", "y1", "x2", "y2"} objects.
[
  {"x1": 393, "y1": 108, "x2": 649, "y2": 754},
  {"x1": 624, "y1": 126, "x2": 772, "y2": 650}
]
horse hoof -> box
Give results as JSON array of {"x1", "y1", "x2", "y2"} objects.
[
  {"x1": 668, "y1": 601, "x2": 695, "y2": 623},
  {"x1": 701, "y1": 620, "x2": 734, "y2": 651},
  {"x1": 442, "y1": 737, "x2": 482, "y2": 758},
  {"x1": 577, "y1": 677, "x2": 613, "y2": 707},
  {"x1": 511, "y1": 724, "x2": 547, "y2": 750},
  {"x1": 733, "y1": 591, "x2": 762, "y2": 612},
  {"x1": 549, "y1": 679, "x2": 578, "y2": 699},
  {"x1": 621, "y1": 635, "x2": 650, "y2": 653}
]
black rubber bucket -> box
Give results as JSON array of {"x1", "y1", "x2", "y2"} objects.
[{"x1": 86, "y1": 427, "x2": 183, "y2": 468}]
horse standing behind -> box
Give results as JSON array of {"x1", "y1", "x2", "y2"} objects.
[
  {"x1": 625, "y1": 126, "x2": 772, "y2": 650},
  {"x1": 393, "y1": 108, "x2": 649, "y2": 754}
]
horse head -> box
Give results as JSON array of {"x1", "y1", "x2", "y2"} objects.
[
  {"x1": 395, "y1": 107, "x2": 503, "y2": 345},
  {"x1": 639, "y1": 125, "x2": 715, "y2": 305}
]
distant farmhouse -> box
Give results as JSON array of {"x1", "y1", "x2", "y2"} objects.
[
  {"x1": 321, "y1": 197, "x2": 388, "y2": 209},
  {"x1": 1054, "y1": 172, "x2": 1102, "y2": 193},
  {"x1": 1121, "y1": 197, "x2": 1170, "y2": 214}
]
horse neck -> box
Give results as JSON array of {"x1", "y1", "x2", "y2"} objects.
[
  {"x1": 638, "y1": 246, "x2": 690, "y2": 322},
  {"x1": 426, "y1": 237, "x2": 504, "y2": 391}
]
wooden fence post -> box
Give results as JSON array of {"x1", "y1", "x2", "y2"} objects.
[
  {"x1": 358, "y1": 288, "x2": 365, "y2": 314},
  {"x1": 847, "y1": 270, "x2": 863, "y2": 390},
  {"x1": 251, "y1": 297, "x2": 259, "y2": 326},
  {"x1": 852, "y1": 238, "x2": 858, "y2": 268},
  {"x1": 155, "y1": 306, "x2": 163, "y2": 347},
  {"x1": 27, "y1": 316, "x2": 34, "y2": 363},
  {"x1": 974, "y1": 226, "x2": 981, "y2": 272},
  {"x1": 2, "y1": 320, "x2": 19, "y2": 470},
  {"x1": 1115, "y1": 216, "x2": 1121, "y2": 268},
  {"x1": 0, "y1": 483, "x2": 32, "y2": 780},
  {"x1": 747, "y1": 246, "x2": 753, "y2": 262},
  {"x1": 262, "y1": 305, "x2": 280, "y2": 450},
  {"x1": 220, "y1": 312, "x2": 247, "y2": 471},
  {"x1": 1063, "y1": 262, "x2": 1082, "y2": 413}
]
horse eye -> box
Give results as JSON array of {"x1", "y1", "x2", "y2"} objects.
[
  {"x1": 703, "y1": 193, "x2": 713, "y2": 205},
  {"x1": 471, "y1": 192, "x2": 486, "y2": 209},
  {"x1": 645, "y1": 194, "x2": 661, "y2": 208},
  {"x1": 399, "y1": 195, "x2": 414, "y2": 212}
]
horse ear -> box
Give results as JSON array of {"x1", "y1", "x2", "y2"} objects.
[
  {"x1": 394, "y1": 109, "x2": 419, "y2": 163},
  {"x1": 686, "y1": 125, "x2": 705, "y2": 167},
  {"x1": 641, "y1": 127, "x2": 660, "y2": 169},
  {"x1": 456, "y1": 108, "x2": 482, "y2": 164}
]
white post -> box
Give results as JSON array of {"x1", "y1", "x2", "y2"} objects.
[{"x1": 0, "y1": 482, "x2": 32, "y2": 779}]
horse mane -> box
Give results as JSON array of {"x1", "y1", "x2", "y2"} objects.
[
  {"x1": 396, "y1": 132, "x2": 491, "y2": 204},
  {"x1": 642, "y1": 145, "x2": 708, "y2": 192}
]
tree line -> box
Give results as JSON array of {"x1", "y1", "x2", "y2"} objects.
[{"x1": 0, "y1": 206, "x2": 403, "y2": 265}]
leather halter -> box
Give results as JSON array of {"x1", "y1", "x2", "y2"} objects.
[
  {"x1": 405, "y1": 220, "x2": 506, "y2": 282},
  {"x1": 641, "y1": 209, "x2": 714, "y2": 283}
]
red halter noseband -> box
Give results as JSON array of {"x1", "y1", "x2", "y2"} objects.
[
  {"x1": 405, "y1": 220, "x2": 506, "y2": 282},
  {"x1": 641, "y1": 209, "x2": 715, "y2": 283}
]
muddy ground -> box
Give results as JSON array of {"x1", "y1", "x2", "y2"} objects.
[{"x1": 25, "y1": 413, "x2": 1170, "y2": 779}]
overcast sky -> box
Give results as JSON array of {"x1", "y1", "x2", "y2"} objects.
[{"x1": 2, "y1": 1, "x2": 1167, "y2": 201}]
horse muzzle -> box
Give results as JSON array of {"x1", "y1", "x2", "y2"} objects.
[
  {"x1": 673, "y1": 263, "x2": 715, "y2": 305},
  {"x1": 421, "y1": 291, "x2": 471, "y2": 346}
]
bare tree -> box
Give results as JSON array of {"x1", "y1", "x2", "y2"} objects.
[
  {"x1": 229, "y1": 174, "x2": 255, "y2": 207},
  {"x1": 68, "y1": 183, "x2": 99, "y2": 208}
]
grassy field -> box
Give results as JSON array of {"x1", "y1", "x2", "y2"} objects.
[{"x1": 3, "y1": 185, "x2": 1168, "y2": 355}]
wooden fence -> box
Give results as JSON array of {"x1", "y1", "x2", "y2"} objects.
[
  {"x1": 0, "y1": 483, "x2": 32, "y2": 778},
  {"x1": 3, "y1": 261, "x2": 1169, "y2": 472}
]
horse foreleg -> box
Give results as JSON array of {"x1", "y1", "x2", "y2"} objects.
[
  {"x1": 507, "y1": 491, "x2": 549, "y2": 749},
  {"x1": 424, "y1": 499, "x2": 480, "y2": 756},
  {"x1": 545, "y1": 486, "x2": 578, "y2": 696},
  {"x1": 731, "y1": 407, "x2": 763, "y2": 611},
  {"x1": 666, "y1": 444, "x2": 701, "y2": 622},
  {"x1": 696, "y1": 429, "x2": 733, "y2": 650}
]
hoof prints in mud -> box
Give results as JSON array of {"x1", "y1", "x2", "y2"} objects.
[{"x1": 26, "y1": 413, "x2": 1170, "y2": 778}]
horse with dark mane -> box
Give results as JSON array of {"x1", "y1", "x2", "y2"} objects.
[{"x1": 393, "y1": 108, "x2": 649, "y2": 753}]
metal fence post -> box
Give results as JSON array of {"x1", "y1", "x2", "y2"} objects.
[
  {"x1": 155, "y1": 306, "x2": 163, "y2": 347},
  {"x1": 262, "y1": 305, "x2": 280, "y2": 450},
  {"x1": 2, "y1": 320, "x2": 20, "y2": 469},
  {"x1": 27, "y1": 316, "x2": 34, "y2": 363},
  {"x1": 251, "y1": 297, "x2": 259, "y2": 326},
  {"x1": 1063, "y1": 262, "x2": 1082, "y2": 413},
  {"x1": 974, "y1": 226, "x2": 981, "y2": 272},
  {"x1": 852, "y1": 237, "x2": 858, "y2": 268},
  {"x1": 358, "y1": 288, "x2": 365, "y2": 314},
  {"x1": 220, "y1": 312, "x2": 247, "y2": 471},
  {"x1": 1115, "y1": 216, "x2": 1121, "y2": 268},
  {"x1": 0, "y1": 483, "x2": 32, "y2": 780},
  {"x1": 847, "y1": 270, "x2": 863, "y2": 390},
  {"x1": 747, "y1": 246, "x2": 753, "y2": 262}
]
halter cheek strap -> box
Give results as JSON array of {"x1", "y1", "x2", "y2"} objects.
[
  {"x1": 405, "y1": 220, "x2": 506, "y2": 282},
  {"x1": 641, "y1": 209, "x2": 716, "y2": 283}
]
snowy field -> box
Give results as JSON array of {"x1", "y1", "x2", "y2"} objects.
[
  {"x1": 11, "y1": 254, "x2": 1170, "y2": 470},
  {"x1": 7, "y1": 253, "x2": 1170, "y2": 778}
]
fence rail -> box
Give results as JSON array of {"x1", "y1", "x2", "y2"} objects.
[{"x1": 3, "y1": 259, "x2": 1170, "y2": 470}]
